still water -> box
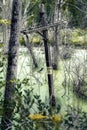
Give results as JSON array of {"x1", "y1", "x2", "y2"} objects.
[{"x1": 17, "y1": 46, "x2": 87, "y2": 113}]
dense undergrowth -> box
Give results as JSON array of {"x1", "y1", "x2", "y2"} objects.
[{"x1": 19, "y1": 28, "x2": 87, "y2": 47}]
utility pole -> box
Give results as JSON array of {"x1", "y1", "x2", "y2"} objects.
[{"x1": 39, "y1": 3, "x2": 56, "y2": 107}]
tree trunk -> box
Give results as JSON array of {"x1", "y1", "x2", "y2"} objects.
[
  {"x1": 53, "y1": 25, "x2": 59, "y2": 70},
  {"x1": 23, "y1": 34, "x2": 38, "y2": 68},
  {"x1": 52, "y1": 0, "x2": 61, "y2": 70},
  {"x1": 1, "y1": 0, "x2": 21, "y2": 130}
]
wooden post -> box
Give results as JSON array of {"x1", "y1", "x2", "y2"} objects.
[{"x1": 39, "y1": 4, "x2": 56, "y2": 107}]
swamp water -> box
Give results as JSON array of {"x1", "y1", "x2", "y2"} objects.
[{"x1": 17, "y1": 46, "x2": 87, "y2": 113}]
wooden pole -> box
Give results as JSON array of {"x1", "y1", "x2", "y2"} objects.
[
  {"x1": 21, "y1": 22, "x2": 60, "y2": 34},
  {"x1": 39, "y1": 4, "x2": 56, "y2": 107}
]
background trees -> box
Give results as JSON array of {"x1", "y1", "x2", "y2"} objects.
[
  {"x1": 62, "y1": 0, "x2": 87, "y2": 28},
  {"x1": 0, "y1": 0, "x2": 87, "y2": 130}
]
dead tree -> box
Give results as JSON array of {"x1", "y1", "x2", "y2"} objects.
[
  {"x1": 53, "y1": 0, "x2": 62, "y2": 70},
  {"x1": 39, "y1": 3, "x2": 56, "y2": 107},
  {"x1": 23, "y1": 34, "x2": 38, "y2": 68},
  {"x1": 1, "y1": 0, "x2": 21, "y2": 129}
]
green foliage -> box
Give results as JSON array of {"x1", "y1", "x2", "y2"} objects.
[
  {"x1": 63, "y1": 107, "x2": 87, "y2": 130},
  {"x1": 13, "y1": 80, "x2": 34, "y2": 129},
  {"x1": 41, "y1": 0, "x2": 56, "y2": 21},
  {"x1": 25, "y1": 0, "x2": 56, "y2": 27},
  {"x1": 11, "y1": 78, "x2": 62, "y2": 129},
  {"x1": 0, "y1": 53, "x2": 7, "y2": 117},
  {"x1": 0, "y1": 19, "x2": 11, "y2": 25},
  {"x1": 61, "y1": 28, "x2": 87, "y2": 46},
  {"x1": 71, "y1": 29, "x2": 87, "y2": 46},
  {"x1": 32, "y1": 34, "x2": 43, "y2": 45},
  {"x1": 62, "y1": 0, "x2": 87, "y2": 28},
  {"x1": 19, "y1": 36, "x2": 25, "y2": 45}
]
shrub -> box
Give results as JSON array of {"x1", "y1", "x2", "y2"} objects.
[
  {"x1": 19, "y1": 36, "x2": 25, "y2": 45},
  {"x1": 62, "y1": 106, "x2": 87, "y2": 130},
  {"x1": 32, "y1": 34, "x2": 43, "y2": 46},
  {"x1": 61, "y1": 28, "x2": 87, "y2": 46}
]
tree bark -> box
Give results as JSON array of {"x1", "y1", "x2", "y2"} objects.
[
  {"x1": 1, "y1": 0, "x2": 21, "y2": 130},
  {"x1": 52, "y1": 0, "x2": 61, "y2": 70},
  {"x1": 53, "y1": 25, "x2": 59, "y2": 70}
]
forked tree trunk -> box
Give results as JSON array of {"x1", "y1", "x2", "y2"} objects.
[{"x1": 1, "y1": 0, "x2": 21, "y2": 130}]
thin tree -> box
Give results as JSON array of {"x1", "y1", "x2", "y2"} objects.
[
  {"x1": 53, "y1": 0, "x2": 62, "y2": 70},
  {"x1": 1, "y1": 0, "x2": 21, "y2": 129},
  {"x1": 23, "y1": 33, "x2": 38, "y2": 68}
]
